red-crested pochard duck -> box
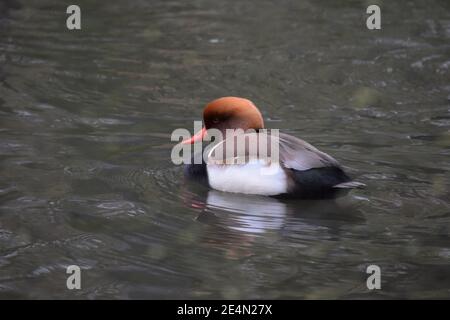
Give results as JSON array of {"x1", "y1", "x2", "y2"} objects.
[{"x1": 183, "y1": 97, "x2": 364, "y2": 199}]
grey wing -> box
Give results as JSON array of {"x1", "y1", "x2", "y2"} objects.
[
  {"x1": 206, "y1": 131, "x2": 341, "y2": 170},
  {"x1": 278, "y1": 133, "x2": 341, "y2": 171},
  {"x1": 206, "y1": 131, "x2": 274, "y2": 164}
]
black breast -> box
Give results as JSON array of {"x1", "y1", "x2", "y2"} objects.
[{"x1": 183, "y1": 150, "x2": 209, "y2": 185}]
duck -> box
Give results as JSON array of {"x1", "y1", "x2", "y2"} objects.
[{"x1": 182, "y1": 97, "x2": 364, "y2": 199}]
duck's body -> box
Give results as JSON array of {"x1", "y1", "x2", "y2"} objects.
[{"x1": 182, "y1": 97, "x2": 364, "y2": 199}]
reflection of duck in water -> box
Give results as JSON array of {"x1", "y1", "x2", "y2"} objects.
[
  {"x1": 202, "y1": 190, "x2": 287, "y2": 234},
  {"x1": 181, "y1": 186, "x2": 365, "y2": 259},
  {"x1": 193, "y1": 190, "x2": 288, "y2": 259},
  {"x1": 183, "y1": 97, "x2": 364, "y2": 199},
  {"x1": 192, "y1": 190, "x2": 365, "y2": 233}
]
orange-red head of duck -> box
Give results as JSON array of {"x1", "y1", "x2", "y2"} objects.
[{"x1": 183, "y1": 97, "x2": 264, "y2": 144}]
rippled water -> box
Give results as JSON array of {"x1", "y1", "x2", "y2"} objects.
[{"x1": 1, "y1": 0, "x2": 449, "y2": 299}]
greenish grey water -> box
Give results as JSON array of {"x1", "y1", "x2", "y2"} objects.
[{"x1": 0, "y1": 0, "x2": 449, "y2": 299}]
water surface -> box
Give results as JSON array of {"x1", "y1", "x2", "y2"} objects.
[{"x1": 0, "y1": 0, "x2": 449, "y2": 299}]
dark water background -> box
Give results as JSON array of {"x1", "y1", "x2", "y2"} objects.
[{"x1": 0, "y1": 0, "x2": 449, "y2": 299}]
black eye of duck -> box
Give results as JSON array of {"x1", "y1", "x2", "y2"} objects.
[{"x1": 212, "y1": 118, "x2": 220, "y2": 124}]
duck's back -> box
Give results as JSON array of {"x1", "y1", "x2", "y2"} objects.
[{"x1": 278, "y1": 132, "x2": 362, "y2": 198}]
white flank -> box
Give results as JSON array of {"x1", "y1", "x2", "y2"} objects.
[{"x1": 206, "y1": 159, "x2": 288, "y2": 196}]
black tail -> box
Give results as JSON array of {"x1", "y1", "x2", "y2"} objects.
[{"x1": 288, "y1": 166, "x2": 359, "y2": 199}]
